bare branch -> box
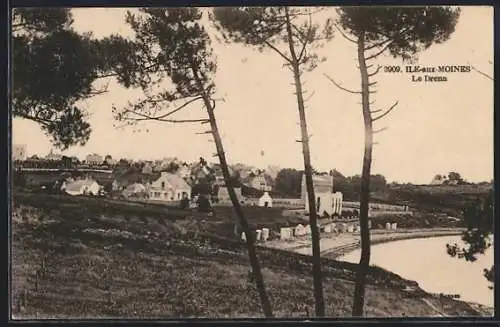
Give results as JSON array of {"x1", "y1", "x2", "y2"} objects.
[
  {"x1": 122, "y1": 109, "x2": 209, "y2": 124},
  {"x1": 365, "y1": 38, "x2": 392, "y2": 51},
  {"x1": 368, "y1": 81, "x2": 378, "y2": 87},
  {"x1": 334, "y1": 24, "x2": 357, "y2": 44},
  {"x1": 324, "y1": 73, "x2": 362, "y2": 94},
  {"x1": 196, "y1": 130, "x2": 214, "y2": 135},
  {"x1": 365, "y1": 41, "x2": 393, "y2": 61},
  {"x1": 370, "y1": 109, "x2": 382, "y2": 114},
  {"x1": 372, "y1": 126, "x2": 389, "y2": 134},
  {"x1": 305, "y1": 90, "x2": 316, "y2": 102},
  {"x1": 264, "y1": 40, "x2": 293, "y2": 64},
  {"x1": 368, "y1": 65, "x2": 381, "y2": 77},
  {"x1": 372, "y1": 101, "x2": 399, "y2": 122},
  {"x1": 471, "y1": 66, "x2": 494, "y2": 81},
  {"x1": 154, "y1": 96, "x2": 204, "y2": 120}
]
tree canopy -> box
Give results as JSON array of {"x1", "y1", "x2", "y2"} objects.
[
  {"x1": 337, "y1": 7, "x2": 461, "y2": 61},
  {"x1": 12, "y1": 8, "x2": 137, "y2": 149}
]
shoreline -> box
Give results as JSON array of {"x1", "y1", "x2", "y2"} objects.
[
  {"x1": 325, "y1": 228, "x2": 466, "y2": 259},
  {"x1": 262, "y1": 228, "x2": 466, "y2": 259}
]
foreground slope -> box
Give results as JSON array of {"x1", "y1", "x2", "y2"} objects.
[{"x1": 11, "y1": 195, "x2": 489, "y2": 318}]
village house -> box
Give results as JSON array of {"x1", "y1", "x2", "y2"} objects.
[
  {"x1": 13, "y1": 144, "x2": 27, "y2": 161},
  {"x1": 266, "y1": 165, "x2": 281, "y2": 180},
  {"x1": 62, "y1": 178, "x2": 102, "y2": 196},
  {"x1": 301, "y1": 173, "x2": 336, "y2": 216},
  {"x1": 112, "y1": 172, "x2": 158, "y2": 193},
  {"x1": 142, "y1": 162, "x2": 154, "y2": 174},
  {"x1": 247, "y1": 173, "x2": 272, "y2": 191},
  {"x1": 45, "y1": 149, "x2": 62, "y2": 162},
  {"x1": 190, "y1": 161, "x2": 211, "y2": 183},
  {"x1": 153, "y1": 157, "x2": 179, "y2": 172},
  {"x1": 104, "y1": 155, "x2": 116, "y2": 166},
  {"x1": 176, "y1": 163, "x2": 191, "y2": 179},
  {"x1": 258, "y1": 191, "x2": 273, "y2": 207},
  {"x1": 209, "y1": 164, "x2": 236, "y2": 185},
  {"x1": 217, "y1": 186, "x2": 244, "y2": 204},
  {"x1": 122, "y1": 182, "x2": 148, "y2": 199},
  {"x1": 148, "y1": 172, "x2": 191, "y2": 202},
  {"x1": 430, "y1": 174, "x2": 445, "y2": 185},
  {"x1": 86, "y1": 153, "x2": 103, "y2": 165}
]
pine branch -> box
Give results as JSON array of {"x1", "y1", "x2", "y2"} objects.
[
  {"x1": 368, "y1": 65, "x2": 381, "y2": 77},
  {"x1": 372, "y1": 126, "x2": 389, "y2": 134},
  {"x1": 364, "y1": 38, "x2": 392, "y2": 51},
  {"x1": 153, "y1": 96, "x2": 204, "y2": 120},
  {"x1": 324, "y1": 73, "x2": 361, "y2": 94},
  {"x1": 471, "y1": 66, "x2": 494, "y2": 81},
  {"x1": 304, "y1": 90, "x2": 316, "y2": 102},
  {"x1": 365, "y1": 41, "x2": 393, "y2": 61},
  {"x1": 122, "y1": 110, "x2": 209, "y2": 124},
  {"x1": 264, "y1": 40, "x2": 293, "y2": 64},
  {"x1": 372, "y1": 101, "x2": 399, "y2": 122},
  {"x1": 335, "y1": 24, "x2": 357, "y2": 44}
]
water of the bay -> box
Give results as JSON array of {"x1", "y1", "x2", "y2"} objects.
[{"x1": 338, "y1": 235, "x2": 494, "y2": 307}]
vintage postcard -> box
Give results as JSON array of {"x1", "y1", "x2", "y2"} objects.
[{"x1": 10, "y1": 6, "x2": 494, "y2": 319}]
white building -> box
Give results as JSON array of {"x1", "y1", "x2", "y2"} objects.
[
  {"x1": 13, "y1": 144, "x2": 27, "y2": 161},
  {"x1": 149, "y1": 172, "x2": 191, "y2": 202},
  {"x1": 176, "y1": 163, "x2": 191, "y2": 179},
  {"x1": 332, "y1": 192, "x2": 343, "y2": 215},
  {"x1": 45, "y1": 149, "x2": 62, "y2": 161},
  {"x1": 86, "y1": 153, "x2": 103, "y2": 165},
  {"x1": 62, "y1": 179, "x2": 102, "y2": 196},
  {"x1": 123, "y1": 183, "x2": 148, "y2": 198},
  {"x1": 302, "y1": 173, "x2": 343, "y2": 216},
  {"x1": 248, "y1": 174, "x2": 272, "y2": 191},
  {"x1": 258, "y1": 192, "x2": 273, "y2": 208}
]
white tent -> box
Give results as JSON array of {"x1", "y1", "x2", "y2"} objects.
[{"x1": 258, "y1": 192, "x2": 273, "y2": 208}]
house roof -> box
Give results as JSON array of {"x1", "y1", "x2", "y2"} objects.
[
  {"x1": 123, "y1": 183, "x2": 147, "y2": 195},
  {"x1": 158, "y1": 172, "x2": 191, "y2": 190},
  {"x1": 114, "y1": 171, "x2": 159, "y2": 186},
  {"x1": 65, "y1": 179, "x2": 99, "y2": 192}
]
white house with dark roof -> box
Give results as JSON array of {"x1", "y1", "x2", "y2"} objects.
[
  {"x1": 62, "y1": 178, "x2": 102, "y2": 196},
  {"x1": 149, "y1": 172, "x2": 191, "y2": 202}
]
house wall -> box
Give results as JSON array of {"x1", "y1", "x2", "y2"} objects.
[
  {"x1": 149, "y1": 173, "x2": 191, "y2": 202},
  {"x1": 13, "y1": 145, "x2": 27, "y2": 161},
  {"x1": 304, "y1": 192, "x2": 335, "y2": 215}
]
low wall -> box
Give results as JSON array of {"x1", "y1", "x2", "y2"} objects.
[
  {"x1": 370, "y1": 210, "x2": 413, "y2": 217},
  {"x1": 322, "y1": 228, "x2": 465, "y2": 258}
]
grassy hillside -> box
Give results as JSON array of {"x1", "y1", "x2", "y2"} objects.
[
  {"x1": 11, "y1": 195, "x2": 487, "y2": 318},
  {"x1": 373, "y1": 184, "x2": 492, "y2": 217}
]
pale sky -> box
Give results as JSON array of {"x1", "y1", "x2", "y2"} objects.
[{"x1": 12, "y1": 6, "x2": 494, "y2": 184}]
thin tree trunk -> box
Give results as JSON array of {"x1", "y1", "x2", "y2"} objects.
[
  {"x1": 191, "y1": 69, "x2": 273, "y2": 318},
  {"x1": 284, "y1": 7, "x2": 325, "y2": 317},
  {"x1": 352, "y1": 30, "x2": 373, "y2": 317}
]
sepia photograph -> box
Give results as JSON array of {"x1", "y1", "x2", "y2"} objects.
[{"x1": 10, "y1": 5, "x2": 494, "y2": 319}]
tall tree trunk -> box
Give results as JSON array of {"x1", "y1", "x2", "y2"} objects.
[
  {"x1": 284, "y1": 7, "x2": 325, "y2": 317},
  {"x1": 352, "y1": 31, "x2": 373, "y2": 317},
  {"x1": 191, "y1": 69, "x2": 273, "y2": 318}
]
